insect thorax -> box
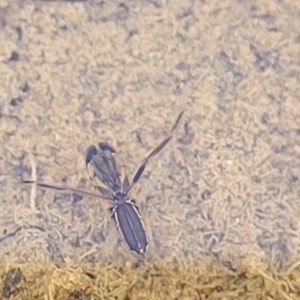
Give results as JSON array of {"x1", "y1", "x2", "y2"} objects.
[{"x1": 112, "y1": 190, "x2": 128, "y2": 202}]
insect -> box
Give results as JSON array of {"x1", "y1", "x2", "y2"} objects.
[{"x1": 23, "y1": 111, "x2": 184, "y2": 255}]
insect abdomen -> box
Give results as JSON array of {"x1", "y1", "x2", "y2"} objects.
[{"x1": 112, "y1": 202, "x2": 148, "y2": 255}]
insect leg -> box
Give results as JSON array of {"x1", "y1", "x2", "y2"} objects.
[
  {"x1": 22, "y1": 180, "x2": 112, "y2": 201},
  {"x1": 126, "y1": 110, "x2": 184, "y2": 193},
  {"x1": 85, "y1": 143, "x2": 116, "y2": 165}
]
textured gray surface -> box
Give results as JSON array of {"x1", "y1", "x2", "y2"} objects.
[{"x1": 0, "y1": 0, "x2": 299, "y2": 271}]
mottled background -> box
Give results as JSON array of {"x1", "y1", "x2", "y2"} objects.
[{"x1": 0, "y1": 0, "x2": 300, "y2": 274}]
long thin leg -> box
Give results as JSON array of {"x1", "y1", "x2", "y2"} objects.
[
  {"x1": 22, "y1": 180, "x2": 112, "y2": 201},
  {"x1": 126, "y1": 110, "x2": 184, "y2": 193}
]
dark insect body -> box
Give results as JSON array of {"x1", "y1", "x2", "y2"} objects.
[
  {"x1": 3, "y1": 267, "x2": 23, "y2": 298},
  {"x1": 23, "y1": 111, "x2": 184, "y2": 255}
]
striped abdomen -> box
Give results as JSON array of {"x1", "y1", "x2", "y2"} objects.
[{"x1": 111, "y1": 201, "x2": 148, "y2": 255}]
